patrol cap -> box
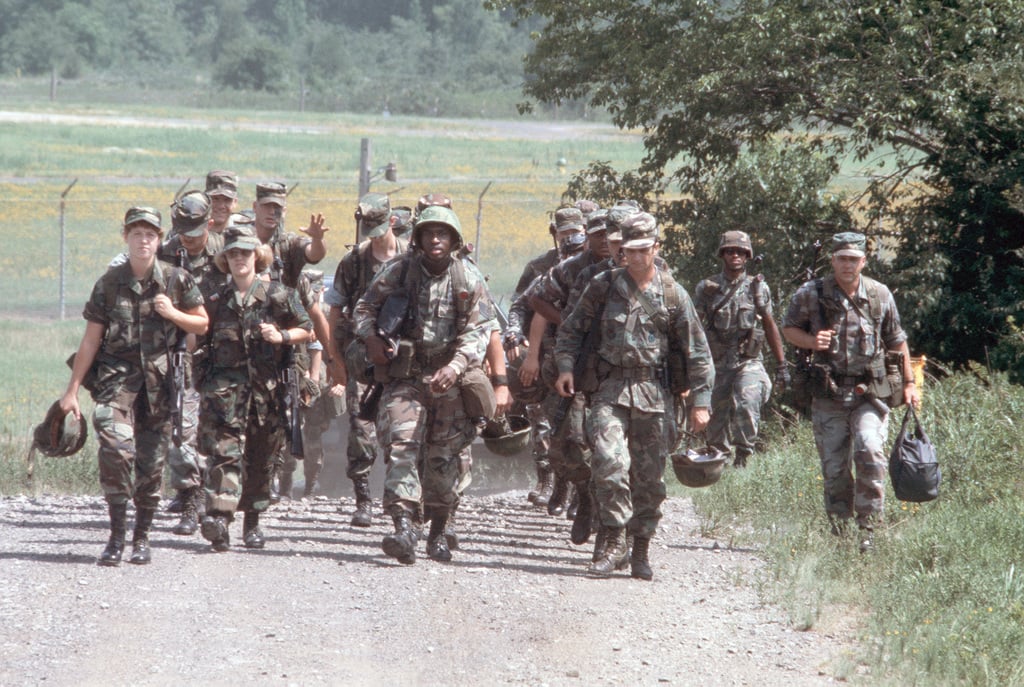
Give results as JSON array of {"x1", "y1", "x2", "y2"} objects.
[
  {"x1": 718, "y1": 230, "x2": 753, "y2": 257},
  {"x1": 205, "y1": 170, "x2": 238, "y2": 199},
  {"x1": 356, "y1": 192, "x2": 391, "y2": 239},
  {"x1": 255, "y1": 181, "x2": 287, "y2": 206},
  {"x1": 620, "y1": 212, "x2": 658, "y2": 249},
  {"x1": 225, "y1": 211, "x2": 255, "y2": 231},
  {"x1": 586, "y1": 208, "x2": 609, "y2": 235},
  {"x1": 221, "y1": 225, "x2": 261, "y2": 252},
  {"x1": 554, "y1": 206, "x2": 585, "y2": 232},
  {"x1": 832, "y1": 231, "x2": 867, "y2": 257},
  {"x1": 606, "y1": 200, "x2": 643, "y2": 230},
  {"x1": 391, "y1": 206, "x2": 414, "y2": 238},
  {"x1": 123, "y1": 206, "x2": 162, "y2": 232},
  {"x1": 171, "y1": 190, "x2": 212, "y2": 238}
]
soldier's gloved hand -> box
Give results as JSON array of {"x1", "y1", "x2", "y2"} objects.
[
  {"x1": 503, "y1": 330, "x2": 524, "y2": 352},
  {"x1": 365, "y1": 335, "x2": 393, "y2": 366},
  {"x1": 774, "y1": 364, "x2": 792, "y2": 392}
]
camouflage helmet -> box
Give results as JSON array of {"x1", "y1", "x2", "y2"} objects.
[
  {"x1": 31, "y1": 401, "x2": 88, "y2": 458},
  {"x1": 718, "y1": 230, "x2": 753, "y2": 258},
  {"x1": 671, "y1": 447, "x2": 726, "y2": 488},
  {"x1": 416, "y1": 192, "x2": 453, "y2": 217},
  {"x1": 171, "y1": 190, "x2": 212, "y2": 237},
  {"x1": 413, "y1": 205, "x2": 464, "y2": 251},
  {"x1": 481, "y1": 415, "x2": 532, "y2": 456}
]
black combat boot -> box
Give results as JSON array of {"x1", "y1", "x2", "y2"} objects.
[
  {"x1": 243, "y1": 511, "x2": 266, "y2": 549},
  {"x1": 591, "y1": 523, "x2": 608, "y2": 563},
  {"x1": 426, "y1": 508, "x2": 453, "y2": 562},
  {"x1": 98, "y1": 501, "x2": 128, "y2": 567},
  {"x1": 630, "y1": 536, "x2": 653, "y2": 581},
  {"x1": 129, "y1": 507, "x2": 155, "y2": 565},
  {"x1": 381, "y1": 508, "x2": 416, "y2": 565},
  {"x1": 588, "y1": 526, "x2": 628, "y2": 576},
  {"x1": 547, "y1": 475, "x2": 570, "y2": 516},
  {"x1": 172, "y1": 486, "x2": 201, "y2": 536},
  {"x1": 350, "y1": 477, "x2": 373, "y2": 528},
  {"x1": 444, "y1": 501, "x2": 460, "y2": 551},
  {"x1": 570, "y1": 482, "x2": 594, "y2": 545},
  {"x1": 533, "y1": 467, "x2": 554, "y2": 507},
  {"x1": 200, "y1": 511, "x2": 231, "y2": 552},
  {"x1": 733, "y1": 448, "x2": 753, "y2": 468}
]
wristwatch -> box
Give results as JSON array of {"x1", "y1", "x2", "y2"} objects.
[{"x1": 490, "y1": 374, "x2": 509, "y2": 387}]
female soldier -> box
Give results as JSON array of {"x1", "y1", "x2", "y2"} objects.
[
  {"x1": 60, "y1": 206, "x2": 208, "y2": 566},
  {"x1": 197, "y1": 225, "x2": 312, "y2": 551}
]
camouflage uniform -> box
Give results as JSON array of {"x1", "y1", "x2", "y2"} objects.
[
  {"x1": 783, "y1": 271, "x2": 906, "y2": 531},
  {"x1": 197, "y1": 275, "x2": 312, "y2": 520},
  {"x1": 86, "y1": 260, "x2": 203, "y2": 509},
  {"x1": 556, "y1": 214, "x2": 713, "y2": 578},
  {"x1": 694, "y1": 272, "x2": 773, "y2": 463},
  {"x1": 354, "y1": 206, "x2": 490, "y2": 563}
]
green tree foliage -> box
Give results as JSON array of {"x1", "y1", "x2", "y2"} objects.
[{"x1": 492, "y1": 0, "x2": 1024, "y2": 372}]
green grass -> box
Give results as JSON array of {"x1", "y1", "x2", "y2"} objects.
[{"x1": 671, "y1": 368, "x2": 1024, "y2": 685}]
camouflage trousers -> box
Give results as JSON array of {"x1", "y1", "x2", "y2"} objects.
[
  {"x1": 199, "y1": 388, "x2": 284, "y2": 517},
  {"x1": 811, "y1": 396, "x2": 889, "y2": 526},
  {"x1": 92, "y1": 387, "x2": 170, "y2": 509},
  {"x1": 587, "y1": 401, "x2": 675, "y2": 539},
  {"x1": 544, "y1": 393, "x2": 592, "y2": 484},
  {"x1": 166, "y1": 387, "x2": 206, "y2": 490},
  {"x1": 524, "y1": 401, "x2": 551, "y2": 471},
  {"x1": 282, "y1": 384, "x2": 344, "y2": 488},
  {"x1": 706, "y1": 361, "x2": 771, "y2": 459},
  {"x1": 378, "y1": 375, "x2": 477, "y2": 513},
  {"x1": 345, "y1": 378, "x2": 379, "y2": 480}
]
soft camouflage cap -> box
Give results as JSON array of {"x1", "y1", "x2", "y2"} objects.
[
  {"x1": 171, "y1": 190, "x2": 212, "y2": 237},
  {"x1": 554, "y1": 206, "x2": 585, "y2": 233},
  {"x1": 718, "y1": 230, "x2": 753, "y2": 257},
  {"x1": 225, "y1": 211, "x2": 255, "y2": 231},
  {"x1": 123, "y1": 206, "x2": 162, "y2": 232},
  {"x1": 586, "y1": 208, "x2": 609, "y2": 235},
  {"x1": 391, "y1": 206, "x2": 414, "y2": 238},
  {"x1": 221, "y1": 225, "x2": 261, "y2": 253},
  {"x1": 255, "y1": 181, "x2": 287, "y2": 206},
  {"x1": 206, "y1": 170, "x2": 238, "y2": 199},
  {"x1": 356, "y1": 192, "x2": 391, "y2": 239},
  {"x1": 832, "y1": 231, "x2": 866, "y2": 257},
  {"x1": 606, "y1": 200, "x2": 643, "y2": 231},
  {"x1": 621, "y1": 212, "x2": 658, "y2": 249}
]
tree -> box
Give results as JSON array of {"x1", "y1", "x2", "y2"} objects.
[{"x1": 491, "y1": 0, "x2": 1024, "y2": 372}]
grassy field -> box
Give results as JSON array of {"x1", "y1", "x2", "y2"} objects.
[{"x1": 3, "y1": 102, "x2": 1022, "y2": 685}]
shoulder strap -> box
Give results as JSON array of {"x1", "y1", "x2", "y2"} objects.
[{"x1": 708, "y1": 274, "x2": 745, "y2": 322}]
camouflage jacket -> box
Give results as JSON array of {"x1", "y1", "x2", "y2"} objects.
[
  {"x1": 325, "y1": 237, "x2": 409, "y2": 347},
  {"x1": 694, "y1": 271, "x2": 773, "y2": 371},
  {"x1": 267, "y1": 231, "x2": 316, "y2": 289},
  {"x1": 353, "y1": 253, "x2": 491, "y2": 376},
  {"x1": 158, "y1": 232, "x2": 227, "y2": 297},
  {"x1": 533, "y1": 249, "x2": 602, "y2": 320},
  {"x1": 556, "y1": 267, "x2": 714, "y2": 413},
  {"x1": 513, "y1": 248, "x2": 558, "y2": 299},
  {"x1": 198, "y1": 278, "x2": 312, "y2": 423},
  {"x1": 783, "y1": 274, "x2": 906, "y2": 378},
  {"x1": 83, "y1": 260, "x2": 203, "y2": 408}
]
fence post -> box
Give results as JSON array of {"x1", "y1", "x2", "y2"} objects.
[
  {"x1": 475, "y1": 181, "x2": 493, "y2": 264},
  {"x1": 59, "y1": 178, "x2": 78, "y2": 321}
]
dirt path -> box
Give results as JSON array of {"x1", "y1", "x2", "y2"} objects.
[{"x1": 0, "y1": 492, "x2": 851, "y2": 686}]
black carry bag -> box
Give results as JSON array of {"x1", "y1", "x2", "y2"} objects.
[{"x1": 888, "y1": 406, "x2": 941, "y2": 502}]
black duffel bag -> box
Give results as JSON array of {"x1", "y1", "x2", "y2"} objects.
[{"x1": 889, "y1": 406, "x2": 941, "y2": 502}]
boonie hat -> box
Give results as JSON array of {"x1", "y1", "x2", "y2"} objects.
[
  {"x1": 832, "y1": 231, "x2": 867, "y2": 258},
  {"x1": 255, "y1": 182, "x2": 287, "y2": 206},
  {"x1": 206, "y1": 170, "x2": 238, "y2": 199},
  {"x1": 221, "y1": 225, "x2": 261, "y2": 252},
  {"x1": 621, "y1": 212, "x2": 658, "y2": 249},
  {"x1": 171, "y1": 190, "x2": 212, "y2": 238},
  {"x1": 124, "y1": 206, "x2": 162, "y2": 232},
  {"x1": 356, "y1": 192, "x2": 391, "y2": 239}
]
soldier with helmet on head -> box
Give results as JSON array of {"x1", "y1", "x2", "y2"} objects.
[
  {"x1": 694, "y1": 230, "x2": 788, "y2": 468},
  {"x1": 354, "y1": 204, "x2": 493, "y2": 565},
  {"x1": 554, "y1": 213, "x2": 714, "y2": 580},
  {"x1": 325, "y1": 192, "x2": 408, "y2": 526},
  {"x1": 60, "y1": 206, "x2": 208, "y2": 566},
  {"x1": 157, "y1": 190, "x2": 227, "y2": 535}
]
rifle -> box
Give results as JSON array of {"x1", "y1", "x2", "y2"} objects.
[
  {"x1": 169, "y1": 247, "x2": 191, "y2": 447},
  {"x1": 282, "y1": 344, "x2": 305, "y2": 458},
  {"x1": 357, "y1": 283, "x2": 411, "y2": 422}
]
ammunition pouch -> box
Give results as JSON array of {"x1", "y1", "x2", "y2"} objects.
[
  {"x1": 884, "y1": 351, "x2": 906, "y2": 408},
  {"x1": 738, "y1": 328, "x2": 765, "y2": 359},
  {"x1": 459, "y1": 366, "x2": 497, "y2": 422},
  {"x1": 387, "y1": 339, "x2": 416, "y2": 380},
  {"x1": 666, "y1": 351, "x2": 688, "y2": 394}
]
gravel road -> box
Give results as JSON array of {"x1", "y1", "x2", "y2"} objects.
[{"x1": 0, "y1": 489, "x2": 852, "y2": 686}]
